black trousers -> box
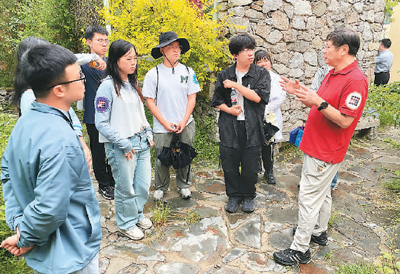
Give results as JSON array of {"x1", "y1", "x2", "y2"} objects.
[
  {"x1": 220, "y1": 121, "x2": 261, "y2": 199},
  {"x1": 374, "y1": 72, "x2": 390, "y2": 86},
  {"x1": 261, "y1": 142, "x2": 274, "y2": 174},
  {"x1": 86, "y1": 123, "x2": 115, "y2": 188}
]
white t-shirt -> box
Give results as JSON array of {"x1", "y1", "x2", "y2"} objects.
[
  {"x1": 142, "y1": 63, "x2": 201, "y2": 133},
  {"x1": 97, "y1": 78, "x2": 150, "y2": 143},
  {"x1": 235, "y1": 69, "x2": 247, "y2": 121}
]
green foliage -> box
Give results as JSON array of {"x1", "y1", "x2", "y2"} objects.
[
  {"x1": 375, "y1": 250, "x2": 400, "y2": 274},
  {"x1": 336, "y1": 263, "x2": 376, "y2": 274},
  {"x1": 0, "y1": 108, "x2": 31, "y2": 273},
  {"x1": 0, "y1": 0, "x2": 104, "y2": 88},
  {"x1": 366, "y1": 82, "x2": 400, "y2": 127},
  {"x1": 151, "y1": 201, "x2": 171, "y2": 227},
  {"x1": 177, "y1": 210, "x2": 202, "y2": 225},
  {"x1": 193, "y1": 113, "x2": 220, "y2": 166},
  {"x1": 385, "y1": 0, "x2": 400, "y2": 20},
  {"x1": 100, "y1": 0, "x2": 234, "y2": 94},
  {"x1": 0, "y1": 0, "x2": 19, "y2": 88}
]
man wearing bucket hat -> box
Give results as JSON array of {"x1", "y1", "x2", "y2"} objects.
[{"x1": 143, "y1": 31, "x2": 201, "y2": 201}]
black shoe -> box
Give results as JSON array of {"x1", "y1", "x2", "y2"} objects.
[
  {"x1": 99, "y1": 185, "x2": 115, "y2": 200},
  {"x1": 264, "y1": 172, "x2": 276, "y2": 185},
  {"x1": 293, "y1": 227, "x2": 328, "y2": 246},
  {"x1": 273, "y1": 248, "x2": 311, "y2": 266},
  {"x1": 241, "y1": 198, "x2": 255, "y2": 213},
  {"x1": 225, "y1": 197, "x2": 242, "y2": 213}
]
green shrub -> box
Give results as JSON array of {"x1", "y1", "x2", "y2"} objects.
[
  {"x1": 336, "y1": 263, "x2": 376, "y2": 274},
  {"x1": 366, "y1": 82, "x2": 400, "y2": 127},
  {"x1": 0, "y1": 0, "x2": 104, "y2": 88},
  {"x1": 100, "y1": 0, "x2": 234, "y2": 95}
]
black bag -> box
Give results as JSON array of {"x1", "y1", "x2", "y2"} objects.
[
  {"x1": 263, "y1": 121, "x2": 279, "y2": 141},
  {"x1": 157, "y1": 133, "x2": 198, "y2": 169}
]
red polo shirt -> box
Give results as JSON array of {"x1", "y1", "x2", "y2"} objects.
[{"x1": 300, "y1": 61, "x2": 368, "y2": 164}]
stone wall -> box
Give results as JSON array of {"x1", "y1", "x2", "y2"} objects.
[
  {"x1": 0, "y1": 89, "x2": 12, "y2": 106},
  {"x1": 216, "y1": 0, "x2": 385, "y2": 140}
]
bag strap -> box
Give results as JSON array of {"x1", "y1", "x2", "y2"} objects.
[{"x1": 155, "y1": 65, "x2": 159, "y2": 106}]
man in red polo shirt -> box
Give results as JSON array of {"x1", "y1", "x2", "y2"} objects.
[{"x1": 273, "y1": 28, "x2": 368, "y2": 265}]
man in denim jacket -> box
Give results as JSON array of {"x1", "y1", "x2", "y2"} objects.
[{"x1": 1, "y1": 44, "x2": 101, "y2": 274}]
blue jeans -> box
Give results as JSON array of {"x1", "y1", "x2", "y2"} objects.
[{"x1": 105, "y1": 131, "x2": 151, "y2": 230}]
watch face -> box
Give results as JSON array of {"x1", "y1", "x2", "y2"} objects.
[{"x1": 318, "y1": 101, "x2": 328, "y2": 111}]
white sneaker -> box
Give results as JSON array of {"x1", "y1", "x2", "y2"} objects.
[
  {"x1": 153, "y1": 189, "x2": 164, "y2": 201},
  {"x1": 137, "y1": 217, "x2": 153, "y2": 230},
  {"x1": 119, "y1": 226, "x2": 144, "y2": 240},
  {"x1": 179, "y1": 188, "x2": 192, "y2": 199}
]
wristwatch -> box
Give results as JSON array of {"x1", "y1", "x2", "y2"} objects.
[{"x1": 318, "y1": 101, "x2": 329, "y2": 111}]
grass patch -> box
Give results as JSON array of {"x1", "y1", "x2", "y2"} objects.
[
  {"x1": 176, "y1": 210, "x2": 202, "y2": 226},
  {"x1": 328, "y1": 210, "x2": 340, "y2": 227},
  {"x1": 278, "y1": 142, "x2": 303, "y2": 163},
  {"x1": 336, "y1": 262, "x2": 376, "y2": 274},
  {"x1": 151, "y1": 201, "x2": 171, "y2": 227}
]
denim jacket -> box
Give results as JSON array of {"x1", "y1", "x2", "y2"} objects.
[
  {"x1": 211, "y1": 63, "x2": 271, "y2": 148},
  {"x1": 1, "y1": 102, "x2": 101, "y2": 274},
  {"x1": 95, "y1": 77, "x2": 153, "y2": 154}
]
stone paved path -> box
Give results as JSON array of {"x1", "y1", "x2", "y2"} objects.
[{"x1": 95, "y1": 127, "x2": 400, "y2": 274}]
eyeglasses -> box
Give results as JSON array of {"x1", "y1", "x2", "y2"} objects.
[
  {"x1": 241, "y1": 48, "x2": 255, "y2": 53},
  {"x1": 167, "y1": 44, "x2": 183, "y2": 50},
  {"x1": 47, "y1": 72, "x2": 86, "y2": 90},
  {"x1": 93, "y1": 39, "x2": 109, "y2": 44}
]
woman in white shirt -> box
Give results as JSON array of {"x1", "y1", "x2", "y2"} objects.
[
  {"x1": 254, "y1": 50, "x2": 286, "y2": 185},
  {"x1": 95, "y1": 39, "x2": 154, "y2": 241}
]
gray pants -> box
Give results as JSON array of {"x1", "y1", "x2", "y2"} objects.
[
  {"x1": 154, "y1": 121, "x2": 196, "y2": 191},
  {"x1": 291, "y1": 153, "x2": 341, "y2": 253}
]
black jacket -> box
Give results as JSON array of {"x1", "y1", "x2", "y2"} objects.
[{"x1": 211, "y1": 63, "x2": 271, "y2": 148}]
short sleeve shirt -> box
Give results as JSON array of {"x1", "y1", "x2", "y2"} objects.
[
  {"x1": 300, "y1": 61, "x2": 368, "y2": 164},
  {"x1": 142, "y1": 63, "x2": 201, "y2": 133}
]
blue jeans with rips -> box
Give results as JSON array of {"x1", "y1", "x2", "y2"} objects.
[{"x1": 105, "y1": 130, "x2": 151, "y2": 230}]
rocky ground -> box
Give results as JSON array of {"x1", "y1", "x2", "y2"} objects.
[{"x1": 95, "y1": 127, "x2": 400, "y2": 274}]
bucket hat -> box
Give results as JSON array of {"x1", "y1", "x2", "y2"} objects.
[{"x1": 151, "y1": 31, "x2": 190, "y2": 59}]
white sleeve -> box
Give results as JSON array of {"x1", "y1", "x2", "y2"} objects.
[
  {"x1": 142, "y1": 69, "x2": 157, "y2": 99},
  {"x1": 188, "y1": 67, "x2": 201, "y2": 95}
]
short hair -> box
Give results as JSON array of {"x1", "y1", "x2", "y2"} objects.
[
  {"x1": 21, "y1": 44, "x2": 77, "y2": 98},
  {"x1": 13, "y1": 37, "x2": 51, "y2": 107},
  {"x1": 229, "y1": 33, "x2": 256, "y2": 55},
  {"x1": 254, "y1": 49, "x2": 272, "y2": 64},
  {"x1": 326, "y1": 28, "x2": 360, "y2": 57},
  {"x1": 84, "y1": 25, "x2": 108, "y2": 40},
  {"x1": 380, "y1": 38, "x2": 392, "y2": 48}
]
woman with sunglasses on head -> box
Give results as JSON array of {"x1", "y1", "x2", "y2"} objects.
[
  {"x1": 254, "y1": 50, "x2": 286, "y2": 185},
  {"x1": 12, "y1": 36, "x2": 96, "y2": 168},
  {"x1": 95, "y1": 39, "x2": 154, "y2": 241}
]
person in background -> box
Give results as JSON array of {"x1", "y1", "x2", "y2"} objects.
[
  {"x1": 143, "y1": 31, "x2": 200, "y2": 201},
  {"x1": 95, "y1": 40, "x2": 154, "y2": 241},
  {"x1": 82, "y1": 25, "x2": 116, "y2": 200},
  {"x1": 211, "y1": 33, "x2": 270, "y2": 213},
  {"x1": 1, "y1": 43, "x2": 101, "y2": 273},
  {"x1": 374, "y1": 38, "x2": 394, "y2": 86},
  {"x1": 273, "y1": 28, "x2": 368, "y2": 266},
  {"x1": 254, "y1": 50, "x2": 286, "y2": 185},
  {"x1": 11, "y1": 36, "x2": 100, "y2": 169}
]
